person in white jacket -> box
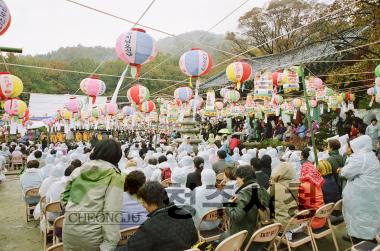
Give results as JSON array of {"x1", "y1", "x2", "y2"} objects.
[
  {"x1": 341, "y1": 135, "x2": 380, "y2": 241},
  {"x1": 191, "y1": 169, "x2": 223, "y2": 230}
]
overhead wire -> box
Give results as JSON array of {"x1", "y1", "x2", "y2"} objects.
[{"x1": 119, "y1": 0, "x2": 252, "y2": 92}]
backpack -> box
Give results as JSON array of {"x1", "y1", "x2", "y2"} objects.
[{"x1": 161, "y1": 167, "x2": 172, "y2": 181}]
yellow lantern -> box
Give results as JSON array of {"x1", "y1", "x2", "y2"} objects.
[{"x1": 0, "y1": 73, "x2": 24, "y2": 98}]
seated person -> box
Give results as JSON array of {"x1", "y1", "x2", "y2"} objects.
[
  {"x1": 20, "y1": 160, "x2": 43, "y2": 204},
  {"x1": 186, "y1": 156, "x2": 203, "y2": 190},
  {"x1": 316, "y1": 160, "x2": 340, "y2": 204},
  {"x1": 222, "y1": 165, "x2": 270, "y2": 251},
  {"x1": 222, "y1": 165, "x2": 238, "y2": 200},
  {"x1": 269, "y1": 161, "x2": 299, "y2": 228},
  {"x1": 251, "y1": 157, "x2": 270, "y2": 189},
  {"x1": 298, "y1": 149, "x2": 325, "y2": 229},
  {"x1": 192, "y1": 169, "x2": 223, "y2": 230},
  {"x1": 166, "y1": 168, "x2": 191, "y2": 207},
  {"x1": 125, "y1": 182, "x2": 198, "y2": 251},
  {"x1": 121, "y1": 171, "x2": 148, "y2": 230}
]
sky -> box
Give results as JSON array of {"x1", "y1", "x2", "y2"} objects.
[{"x1": 0, "y1": 0, "x2": 267, "y2": 55}]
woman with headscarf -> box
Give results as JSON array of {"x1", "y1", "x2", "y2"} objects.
[
  {"x1": 289, "y1": 151, "x2": 302, "y2": 180},
  {"x1": 316, "y1": 160, "x2": 340, "y2": 204},
  {"x1": 41, "y1": 155, "x2": 56, "y2": 179},
  {"x1": 62, "y1": 139, "x2": 125, "y2": 251},
  {"x1": 178, "y1": 155, "x2": 194, "y2": 175},
  {"x1": 208, "y1": 148, "x2": 218, "y2": 165},
  {"x1": 192, "y1": 169, "x2": 223, "y2": 230},
  {"x1": 166, "y1": 168, "x2": 192, "y2": 207},
  {"x1": 166, "y1": 154, "x2": 179, "y2": 169},
  {"x1": 298, "y1": 149, "x2": 325, "y2": 229},
  {"x1": 267, "y1": 148, "x2": 280, "y2": 170},
  {"x1": 340, "y1": 135, "x2": 380, "y2": 241},
  {"x1": 260, "y1": 155, "x2": 272, "y2": 177},
  {"x1": 269, "y1": 161, "x2": 298, "y2": 228}
]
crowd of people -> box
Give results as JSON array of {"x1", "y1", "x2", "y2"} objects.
[{"x1": 1, "y1": 118, "x2": 380, "y2": 251}]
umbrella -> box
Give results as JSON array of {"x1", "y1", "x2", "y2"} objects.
[
  {"x1": 218, "y1": 128, "x2": 232, "y2": 134},
  {"x1": 232, "y1": 132, "x2": 244, "y2": 135}
]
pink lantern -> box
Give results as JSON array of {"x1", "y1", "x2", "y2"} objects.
[
  {"x1": 190, "y1": 96, "x2": 204, "y2": 110},
  {"x1": 105, "y1": 102, "x2": 117, "y2": 116},
  {"x1": 310, "y1": 99, "x2": 318, "y2": 108},
  {"x1": 65, "y1": 97, "x2": 82, "y2": 113},
  {"x1": 4, "y1": 99, "x2": 27, "y2": 117},
  {"x1": 367, "y1": 87, "x2": 375, "y2": 96},
  {"x1": 80, "y1": 76, "x2": 106, "y2": 104},
  {"x1": 115, "y1": 28, "x2": 157, "y2": 79},
  {"x1": 122, "y1": 105, "x2": 134, "y2": 116},
  {"x1": 174, "y1": 87, "x2": 193, "y2": 102}
]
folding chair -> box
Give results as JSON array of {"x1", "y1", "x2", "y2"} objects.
[
  {"x1": 331, "y1": 199, "x2": 344, "y2": 228},
  {"x1": 215, "y1": 230, "x2": 248, "y2": 251},
  {"x1": 117, "y1": 226, "x2": 140, "y2": 246},
  {"x1": 25, "y1": 187, "x2": 40, "y2": 222},
  {"x1": 310, "y1": 203, "x2": 339, "y2": 251},
  {"x1": 198, "y1": 208, "x2": 226, "y2": 242},
  {"x1": 276, "y1": 209, "x2": 316, "y2": 251},
  {"x1": 42, "y1": 202, "x2": 62, "y2": 250},
  {"x1": 45, "y1": 243, "x2": 63, "y2": 251},
  {"x1": 244, "y1": 223, "x2": 282, "y2": 251},
  {"x1": 351, "y1": 241, "x2": 378, "y2": 251},
  {"x1": 53, "y1": 216, "x2": 64, "y2": 245},
  {"x1": 11, "y1": 155, "x2": 23, "y2": 170}
]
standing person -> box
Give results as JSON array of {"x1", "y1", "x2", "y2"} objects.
[
  {"x1": 125, "y1": 182, "x2": 198, "y2": 251},
  {"x1": 365, "y1": 118, "x2": 380, "y2": 151},
  {"x1": 340, "y1": 135, "x2": 380, "y2": 242},
  {"x1": 298, "y1": 149, "x2": 325, "y2": 229},
  {"x1": 62, "y1": 139, "x2": 125, "y2": 251}
]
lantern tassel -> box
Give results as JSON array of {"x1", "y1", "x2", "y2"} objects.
[
  {"x1": 369, "y1": 96, "x2": 374, "y2": 107},
  {"x1": 320, "y1": 103, "x2": 324, "y2": 114},
  {"x1": 189, "y1": 77, "x2": 193, "y2": 88},
  {"x1": 92, "y1": 96, "x2": 96, "y2": 104},
  {"x1": 236, "y1": 82, "x2": 241, "y2": 90}
]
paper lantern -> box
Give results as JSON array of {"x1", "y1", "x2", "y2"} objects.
[
  {"x1": 174, "y1": 86, "x2": 193, "y2": 103},
  {"x1": 278, "y1": 69, "x2": 299, "y2": 94},
  {"x1": 337, "y1": 94, "x2": 343, "y2": 104},
  {"x1": 375, "y1": 65, "x2": 380, "y2": 77},
  {"x1": 224, "y1": 90, "x2": 240, "y2": 103},
  {"x1": 273, "y1": 95, "x2": 284, "y2": 105},
  {"x1": 220, "y1": 88, "x2": 229, "y2": 98},
  {"x1": 139, "y1": 100, "x2": 155, "y2": 113},
  {"x1": 367, "y1": 87, "x2": 375, "y2": 96},
  {"x1": 105, "y1": 102, "x2": 117, "y2": 116},
  {"x1": 179, "y1": 48, "x2": 212, "y2": 87},
  {"x1": 253, "y1": 72, "x2": 273, "y2": 101},
  {"x1": 226, "y1": 61, "x2": 252, "y2": 90},
  {"x1": 91, "y1": 106, "x2": 102, "y2": 118},
  {"x1": 115, "y1": 28, "x2": 157, "y2": 79},
  {"x1": 122, "y1": 105, "x2": 134, "y2": 116},
  {"x1": 4, "y1": 99, "x2": 27, "y2": 117},
  {"x1": 305, "y1": 77, "x2": 323, "y2": 96},
  {"x1": 65, "y1": 97, "x2": 82, "y2": 113},
  {"x1": 272, "y1": 71, "x2": 281, "y2": 87},
  {"x1": 80, "y1": 76, "x2": 106, "y2": 104},
  {"x1": 292, "y1": 98, "x2": 302, "y2": 108},
  {"x1": 0, "y1": 72, "x2": 23, "y2": 98},
  {"x1": 127, "y1": 84, "x2": 150, "y2": 105},
  {"x1": 0, "y1": 0, "x2": 11, "y2": 36},
  {"x1": 190, "y1": 95, "x2": 203, "y2": 110},
  {"x1": 310, "y1": 99, "x2": 318, "y2": 108},
  {"x1": 215, "y1": 101, "x2": 224, "y2": 111}
]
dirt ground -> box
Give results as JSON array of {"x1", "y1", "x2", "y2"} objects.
[{"x1": 0, "y1": 176, "x2": 353, "y2": 251}]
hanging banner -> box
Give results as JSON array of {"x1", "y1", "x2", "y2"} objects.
[{"x1": 253, "y1": 72, "x2": 273, "y2": 101}]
